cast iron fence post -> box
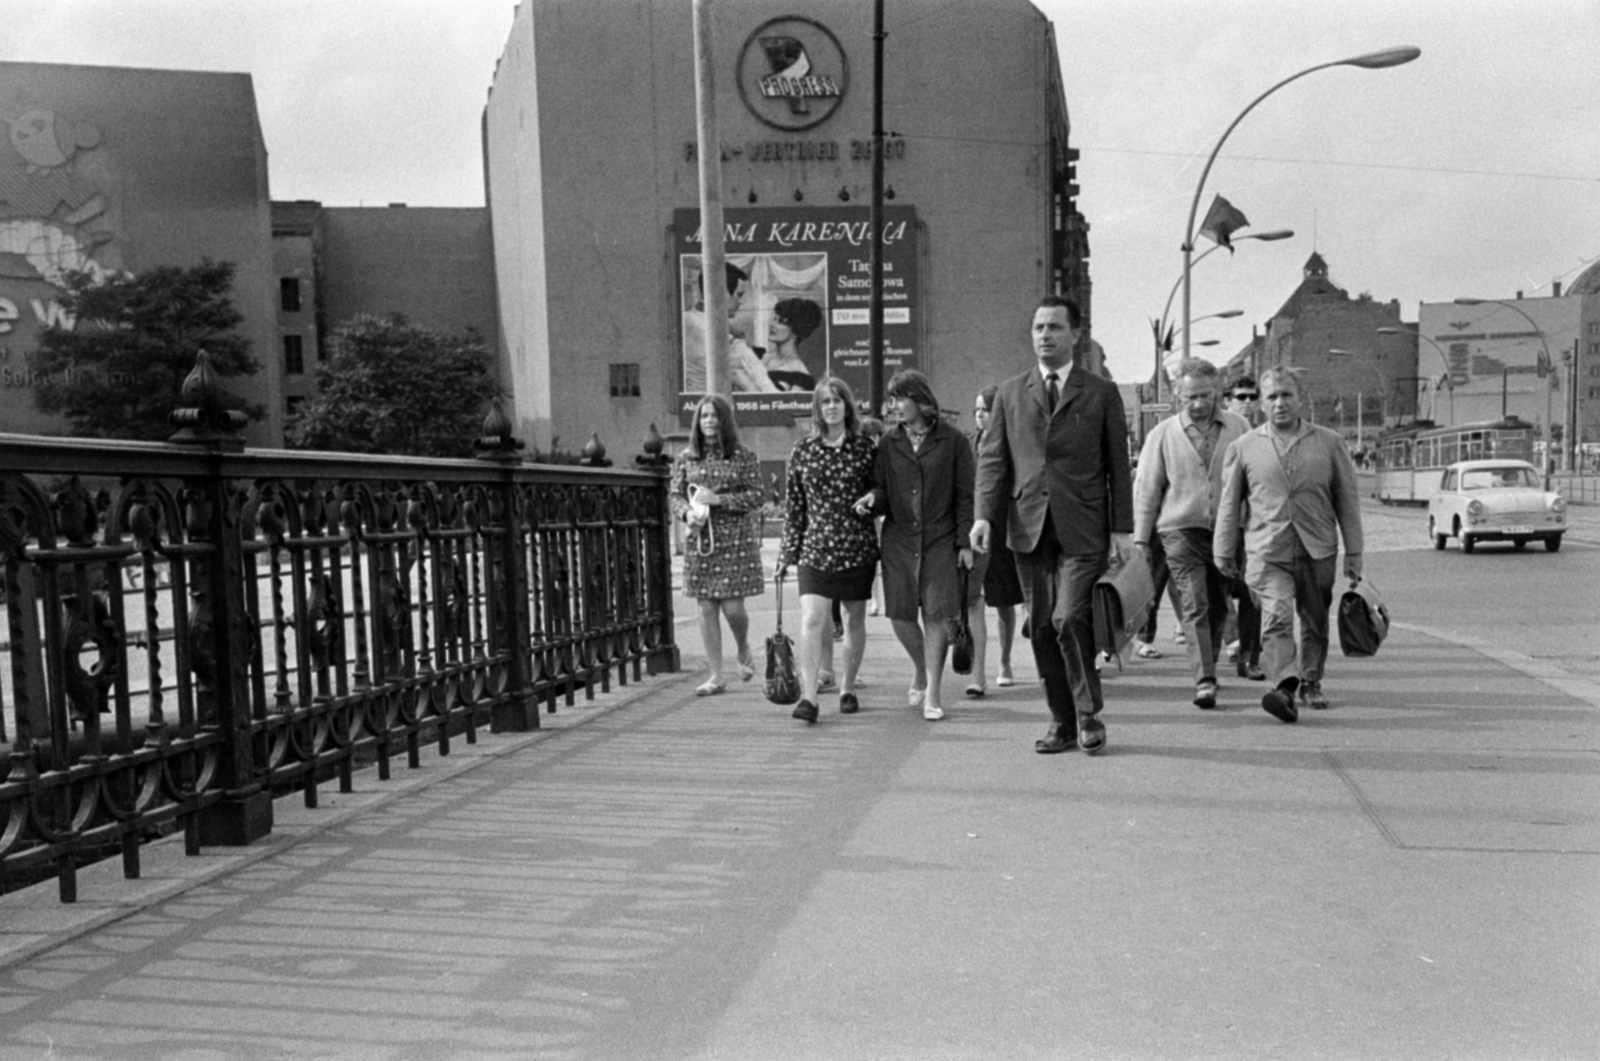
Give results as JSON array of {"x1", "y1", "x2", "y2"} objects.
[
  {"x1": 168, "y1": 352, "x2": 273, "y2": 845},
  {"x1": 475, "y1": 404, "x2": 538, "y2": 731}
]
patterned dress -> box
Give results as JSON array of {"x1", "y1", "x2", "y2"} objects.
[
  {"x1": 669, "y1": 445, "x2": 766, "y2": 600},
  {"x1": 779, "y1": 433, "x2": 880, "y2": 571}
]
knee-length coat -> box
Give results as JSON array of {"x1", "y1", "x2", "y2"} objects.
[{"x1": 870, "y1": 419, "x2": 974, "y2": 622}]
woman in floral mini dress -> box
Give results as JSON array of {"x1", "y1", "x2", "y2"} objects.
[
  {"x1": 775, "y1": 377, "x2": 880, "y2": 724},
  {"x1": 670, "y1": 395, "x2": 766, "y2": 695}
]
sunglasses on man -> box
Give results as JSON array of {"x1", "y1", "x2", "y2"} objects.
[{"x1": 1232, "y1": 391, "x2": 1259, "y2": 401}]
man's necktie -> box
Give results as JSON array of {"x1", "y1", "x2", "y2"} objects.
[{"x1": 1046, "y1": 372, "x2": 1059, "y2": 411}]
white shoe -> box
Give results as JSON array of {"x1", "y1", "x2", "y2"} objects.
[
  {"x1": 1225, "y1": 640, "x2": 1240, "y2": 662},
  {"x1": 923, "y1": 703, "x2": 944, "y2": 721},
  {"x1": 996, "y1": 668, "x2": 1015, "y2": 687},
  {"x1": 907, "y1": 686, "x2": 925, "y2": 707}
]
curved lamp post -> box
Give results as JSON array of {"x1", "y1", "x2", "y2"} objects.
[
  {"x1": 1180, "y1": 46, "x2": 1421, "y2": 360},
  {"x1": 1378, "y1": 326, "x2": 1455, "y2": 424},
  {"x1": 1454, "y1": 297, "x2": 1558, "y2": 462}
]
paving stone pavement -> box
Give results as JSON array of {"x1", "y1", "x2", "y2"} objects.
[{"x1": 1, "y1": 544, "x2": 1597, "y2": 1060}]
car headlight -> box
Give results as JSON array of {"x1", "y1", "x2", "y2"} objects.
[
  {"x1": 1467, "y1": 500, "x2": 1483, "y2": 517},
  {"x1": 1551, "y1": 496, "x2": 1567, "y2": 514}
]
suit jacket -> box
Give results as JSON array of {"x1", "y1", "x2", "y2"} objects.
[
  {"x1": 976, "y1": 363, "x2": 1133, "y2": 556},
  {"x1": 1212, "y1": 420, "x2": 1364, "y2": 578}
]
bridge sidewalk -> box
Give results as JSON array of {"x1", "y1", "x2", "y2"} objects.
[{"x1": 1, "y1": 549, "x2": 1596, "y2": 1060}]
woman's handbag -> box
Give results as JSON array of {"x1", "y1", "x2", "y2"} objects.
[
  {"x1": 764, "y1": 573, "x2": 801, "y2": 705},
  {"x1": 1338, "y1": 576, "x2": 1390, "y2": 657},
  {"x1": 1091, "y1": 547, "x2": 1156, "y2": 667},
  {"x1": 947, "y1": 564, "x2": 974, "y2": 675}
]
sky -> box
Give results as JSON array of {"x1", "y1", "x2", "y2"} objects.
[{"x1": 5, "y1": 0, "x2": 1597, "y2": 385}]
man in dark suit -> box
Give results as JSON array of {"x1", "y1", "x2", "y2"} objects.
[{"x1": 971, "y1": 296, "x2": 1134, "y2": 754}]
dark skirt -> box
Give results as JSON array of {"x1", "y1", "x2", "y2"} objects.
[
  {"x1": 981, "y1": 539, "x2": 1026, "y2": 608},
  {"x1": 798, "y1": 562, "x2": 876, "y2": 602}
]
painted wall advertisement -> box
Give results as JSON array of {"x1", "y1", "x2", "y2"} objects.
[{"x1": 674, "y1": 205, "x2": 919, "y2": 425}]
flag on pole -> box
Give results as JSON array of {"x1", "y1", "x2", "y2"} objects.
[{"x1": 1198, "y1": 194, "x2": 1250, "y2": 252}]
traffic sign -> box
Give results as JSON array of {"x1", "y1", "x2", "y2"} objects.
[{"x1": 1139, "y1": 403, "x2": 1172, "y2": 413}]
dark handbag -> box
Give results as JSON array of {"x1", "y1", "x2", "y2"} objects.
[
  {"x1": 1091, "y1": 547, "x2": 1157, "y2": 667},
  {"x1": 1338, "y1": 576, "x2": 1389, "y2": 657},
  {"x1": 764, "y1": 574, "x2": 801, "y2": 705},
  {"x1": 947, "y1": 564, "x2": 974, "y2": 675}
]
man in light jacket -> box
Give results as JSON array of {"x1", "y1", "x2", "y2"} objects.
[
  {"x1": 1214, "y1": 367, "x2": 1364, "y2": 722},
  {"x1": 1134, "y1": 359, "x2": 1251, "y2": 709}
]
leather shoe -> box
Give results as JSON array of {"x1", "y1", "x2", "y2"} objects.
[
  {"x1": 791, "y1": 699, "x2": 818, "y2": 723},
  {"x1": 1193, "y1": 680, "x2": 1218, "y2": 710},
  {"x1": 839, "y1": 692, "x2": 860, "y2": 714},
  {"x1": 1237, "y1": 658, "x2": 1265, "y2": 681},
  {"x1": 1079, "y1": 718, "x2": 1107, "y2": 755},
  {"x1": 1034, "y1": 725, "x2": 1076, "y2": 754},
  {"x1": 1261, "y1": 677, "x2": 1300, "y2": 723},
  {"x1": 1300, "y1": 680, "x2": 1329, "y2": 710}
]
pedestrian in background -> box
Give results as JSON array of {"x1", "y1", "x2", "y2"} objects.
[
  {"x1": 966, "y1": 385, "x2": 1025, "y2": 694},
  {"x1": 972, "y1": 296, "x2": 1133, "y2": 755},
  {"x1": 1215, "y1": 367, "x2": 1364, "y2": 721},
  {"x1": 670, "y1": 394, "x2": 765, "y2": 696},
  {"x1": 1133, "y1": 359, "x2": 1250, "y2": 710},
  {"x1": 1222, "y1": 376, "x2": 1265, "y2": 680},
  {"x1": 776, "y1": 378, "x2": 880, "y2": 723},
  {"x1": 865, "y1": 370, "x2": 974, "y2": 721}
]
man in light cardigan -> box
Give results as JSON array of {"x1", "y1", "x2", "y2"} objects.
[
  {"x1": 1133, "y1": 359, "x2": 1251, "y2": 709},
  {"x1": 1214, "y1": 366, "x2": 1364, "y2": 722}
]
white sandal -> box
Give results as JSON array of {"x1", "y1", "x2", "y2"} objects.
[{"x1": 695, "y1": 678, "x2": 726, "y2": 697}]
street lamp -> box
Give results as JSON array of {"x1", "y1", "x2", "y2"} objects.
[
  {"x1": 1378, "y1": 326, "x2": 1454, "y2": 424},
  {"x1": 1454, "y1": 297, "x2": 1558, "y2": 464},
  {"x1": 1180, "y1": 47, "x2": 1421, "y2": 360}
]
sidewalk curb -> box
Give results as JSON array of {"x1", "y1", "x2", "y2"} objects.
[
  {"x1": 1394, "y1": 620, "x2": 1600, "y2": 709},
  {"x1": 0, "y1": 669, "x2": 703, "y2": 973}
]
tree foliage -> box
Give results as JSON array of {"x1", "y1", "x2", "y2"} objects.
[
  {"x1": 287, "y1": 313, "x2": 502, "y2": 458},
  {"x1": 28, "y1": 259, "x2": 261, "y2": 439}
]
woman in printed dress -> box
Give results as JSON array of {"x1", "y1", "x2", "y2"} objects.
[
  {"x1": 775, "y1": 377, "x2": 880, "y2": 724},
  {"x1": 866, "y1": 370, "x2": 975, "y2": 721},
  {"x1": 670, "y1": 394, "x2": 766, "y2": 696}
]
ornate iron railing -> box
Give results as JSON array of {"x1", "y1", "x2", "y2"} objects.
[{"x1": 0, "y1": 385, "x2": 677, "y2": 903}]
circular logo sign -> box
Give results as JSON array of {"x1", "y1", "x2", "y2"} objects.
[{"x1": 736, "y1": 16, "x2": 849, "y2": 132}]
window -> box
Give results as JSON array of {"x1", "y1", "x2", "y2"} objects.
[
  {"x1": 279, "y1": 277, "x2": 302, "y2": 312},
  {"x1": 609, "y1": 362, "x2": 640, "y2": 398},
  {"x1": 283, "y1": 334, "x2": 305, "y2": 375}
]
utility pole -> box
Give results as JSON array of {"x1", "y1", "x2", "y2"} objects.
[
  {"x1": 868, "y1": 0, "x2": 886, "y2": 417},
  {"x1": 692, "y1": 0, "x2": 730, "y2": 397}
]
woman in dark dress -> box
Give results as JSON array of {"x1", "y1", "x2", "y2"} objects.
[
  {"x1": 761, "y1": 298, "x2": 822, "y2": 392},
  {"x1": 865, "y1": 370, "x2": 974, "y2": 721},
  {"x1": 965, "y1": 385, "x2": 1026, "y2": 694},
  {"x1": 776, "y1": 377, "x2": 879, "y2": 724},
  {"x1": 669, "y1": 394, "x2": 766, "y2": 696}
]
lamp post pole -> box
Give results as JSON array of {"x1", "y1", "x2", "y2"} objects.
[{"x1": 1180, "y1": 47, "x2": 1420, "y2": 360}]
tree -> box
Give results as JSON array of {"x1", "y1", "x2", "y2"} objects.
[
  {"x1": 287, "y1": 313, "x2": 502, "y2": 458},
  {"x1": 29, "y1": 259, "x2": 261, "y2": 439}
]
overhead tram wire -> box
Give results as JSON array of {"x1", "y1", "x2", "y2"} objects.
[{"x1": 1076, "y1": 146, "x2": 1598, "y2": 185}]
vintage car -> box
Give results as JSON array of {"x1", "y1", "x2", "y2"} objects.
[{"x1": 1427, "y1": 459, "x2": 1566, "y2": 553}]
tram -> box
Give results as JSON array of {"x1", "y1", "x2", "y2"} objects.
[{"x1": 1373, "y1": 416, "x2": 1536, "y2": 504}]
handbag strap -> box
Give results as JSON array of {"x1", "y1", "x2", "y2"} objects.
[{"x1": 773, "y1": 570, "x2": 785, "y2": 634}]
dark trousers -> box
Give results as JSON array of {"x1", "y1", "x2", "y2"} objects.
[
  {"x1": 1160, "y1": 527, "x2": 1231, "y2": 684},
  {"x1": 1137, "y1": 533, "x2": 1185, "y2": 643},
  {"x1": 1015, "y1": 521, "x2": 1108, "y2": 727},
  {"x1": 1231, "y1": 548, "x2": 1261, "y2": 663}
]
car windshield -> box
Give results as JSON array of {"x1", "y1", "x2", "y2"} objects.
[{"x1": 1461, "y1": 467, "x2": 1536, "y2": 490}]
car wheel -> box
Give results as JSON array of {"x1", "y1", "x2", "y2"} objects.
[
  {"x1": 1430, "y1": 517, "x2": 1446, "y2": 550},
  {"x1": 1545, "y1": 535, "x2": 1562, "y2": 553},
  {"x1": 1513, "y1": 538, "x2": 1528, "y2": 550}
]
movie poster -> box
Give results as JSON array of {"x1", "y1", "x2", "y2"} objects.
[{"x1": 675, "y1": 205, "x2": 919, "y2": 426}]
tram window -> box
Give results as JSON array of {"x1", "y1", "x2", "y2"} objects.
[
  {"x1": 1442, "y1": 439, "x2": 1458, "y2": 464},
  {"x1": 1441, "y1": 469, "x2": 1456, "y2": 490}
]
